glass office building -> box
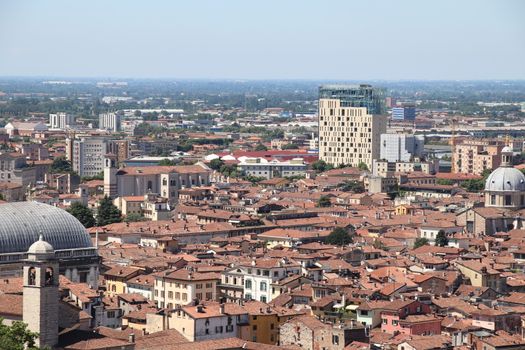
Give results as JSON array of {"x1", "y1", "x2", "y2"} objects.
[{"x1": 319, "y1": 84, "x2": 386, "y2": 115}]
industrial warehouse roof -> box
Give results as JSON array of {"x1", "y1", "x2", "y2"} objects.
[{"x1": 0, "y1": 202, "x2": 93, "y2": 254}]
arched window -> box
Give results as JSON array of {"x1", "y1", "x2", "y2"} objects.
[
  {"x1": 28, "y1": 267, "x2": 36, "y2": 286},
  {"x1": 162, "y1": 178, "x2": 167, "y2": 186},
  {"x1": 245, "y1": 279, "x2": 252, "y2": 289},
  {"x1": 45, "y1": 267, "x2": 54, "y2": 286},
  {"x1": 260, "y1": 282, "x2": 267, "y2": 291}
]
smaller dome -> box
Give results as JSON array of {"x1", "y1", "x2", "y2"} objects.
[
  {"x1": 28, "y1": 234, "x2": 55, "y2": 254},
  {"x1": 485, "y1": 167, "x2": 525, "y2": 192},
  {"x1": 502, "y1": 146, "x2": 513, "y2": 153}
]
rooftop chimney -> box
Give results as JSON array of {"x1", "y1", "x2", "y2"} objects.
[
  {"x1": 128, "y1": 333, "x2": 135, "y2": 343},
  {"x1": 220, "y1": 303, "x2": 225, "y2": 314}
]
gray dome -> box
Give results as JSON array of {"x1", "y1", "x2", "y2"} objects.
[
  {"x1": 485, "y1": 167, "x2": 525, "y2": 192},
  {"x1": 0, "y1": 202, "x2": 93, "y2": 254}
]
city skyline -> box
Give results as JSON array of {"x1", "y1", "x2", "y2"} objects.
[{"x1": 0, "y1": 0, "x2": 524, "y2": 80}]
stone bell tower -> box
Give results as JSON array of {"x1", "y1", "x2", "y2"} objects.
[{"x1": 23, "y1": 234, "x2": 59, "y2": 349}]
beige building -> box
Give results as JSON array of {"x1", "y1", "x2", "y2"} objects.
[
  {"x1": 456, "y1": 260, "x2": 504, "y2": 292},
  {"x1": 319, "y1": 101, "x2": 386, "y2": 168},
  {"x1": 104, "y1": 161, "x2": 211, "y2": 204},
  {"x1": 114, "y1": 196, "x2": 144, "y2": 217},
  {"x1": 0, "y1": 152, "x2": 36, "y2": 186},
  {"x1": 453, "y1": 139, "x2": 504, "y2": 175},
  {"x1": 153, "y1": 268, "x2": 219, "y2": 309},
  {"x1": 318, "y1": 85, "x2": 387, "y2": 168}
]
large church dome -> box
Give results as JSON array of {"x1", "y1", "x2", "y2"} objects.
[
  {"x1": 485, "y1": 167, "x2": 525, "y2": 192},
  {"x1": 0, "y1": 202, "x2": 93, "y2": 254}
]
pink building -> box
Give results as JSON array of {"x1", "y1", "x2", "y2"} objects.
[{"x1": 380, "y1": 299, "x2": 438, "y2": 335}]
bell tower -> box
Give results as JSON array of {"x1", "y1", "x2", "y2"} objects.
[
  {"x1": 104, "y1": 155, "x2": 118, "y2": 198},
  {"x1": 23, "y1": 234, "x2": 59, "y2": 349}
]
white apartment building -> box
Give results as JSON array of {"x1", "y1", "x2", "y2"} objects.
[
  {"x1": 238, "y1": 157, "x2": 307, "y2": 179},
  {"x1": 49, "y1": 112, "x2": 74, "y2": 129},
  {"x1": 380, "y1": 133, "x2": 424, "y2": 162},
  {"x1": 232, "y1": 258, "x2": 301, "y2": 303},
  {"x1": 99, "y1": 112, "x2": 121, "y2": 132},
  {"x1": 67, "y1": 137, "x2": 111, "y2": 177}
]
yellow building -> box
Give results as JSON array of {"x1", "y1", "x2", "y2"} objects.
[
  {"x1": 113, "y1": 196, "x2": 144, "y2": 217},
  {"x1": 241, "y1": 300, "x2": 307, "y2": 345},
  {"x1": 242, "y1": 300, "x2": 280, "y2": 344},
  {"x1": 153, "y1": 268, "x2": 219, "y2": 309},
  {"x1": 104, "y1": 266, "x2": 142, "y2": 296}
]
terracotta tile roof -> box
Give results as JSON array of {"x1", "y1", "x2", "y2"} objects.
[
  {"x1": 182, "y1": 301, "x2": 247, "y2": 319},
  {"x1": 154, "y1": 269, "x2": 220, "y2": 282},
  {"x1": 104, "y1": 266, "x2": 142, "y2": 279},
  {"x1": 0, "y1": 294, "x2": 22, "y2": 317}
]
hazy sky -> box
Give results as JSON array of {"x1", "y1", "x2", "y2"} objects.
[{"x1": 0, "y1": 0, "x2": 524, "y2": 80}]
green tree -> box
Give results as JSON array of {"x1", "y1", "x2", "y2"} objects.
[
  {"x1": 437, "y1": 179, "x2": 454, "y2": 185},
  {"x1": 67, "y1": 202, "x2": 96, "y2": 228},
  {"x1": 312, "y1": 160, "x2": 333, "y2": 172},
  {"x1": 414, "y1": 237, "x2": 430, "y2": 249},
  {"x1": 357, "y1": 162, "x2": 369, "y2": 171},
  {"x1": 461, "y1": 179, "x2": 484, "y2": 192},
  {"x1": 435, "y1": 230, "x2": 449, "y2": 247},
  {"x1": 255, "y1": 143, "x2": 268, "y2": 151},
  {"x1": 50, "y1": 156, "x2": 72, "y2": 173},
  {"x1": 281, "y1": 143, "x2": 299, "y2": 150},
  {"x1": 158, "y1": 158, "x2": 177, "y2": 166},
  {"x1": 124, "y1": 213, "x2": 146, "y2": 222},
  {"x1": 97, "y1": 196, "x2": 122, "y2": 226},
  {"x1": 244, "y1": 175, "x2": 266, "y2": 184},
  {"x1": 209, "y1": 158, "x2": 225, "y2": 171},
  {"x1": 326, "y1": 227, "x2": 353, "y2": 246},
  {"x1": 0, "y1": 318, "x2": 42, "y2": 350},
  {"x1": 219, "y1": 164, "x2": 238, "y2": 178},
  {"x1": 81, "y1": 172, "x2": 104, "y2": 181},
  {"x1": 340, "y1": 180, "x2": 365, "y2": 193},
  {"x1": 317, "y1": 195, "x2": 331, "y2": 208}
]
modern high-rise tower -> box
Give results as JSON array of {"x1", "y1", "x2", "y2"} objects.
[{"x1": 318, "y1": 84, "x2": 387, "y2": 168}]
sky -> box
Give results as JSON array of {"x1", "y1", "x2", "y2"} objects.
[{"x1": 0, "y1": 0, "x2": 524, "y2": 80}]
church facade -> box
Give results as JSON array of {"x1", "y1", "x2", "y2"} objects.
[{"x1": 457, "y1": 147, "x2": 525, "y2": 236}]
